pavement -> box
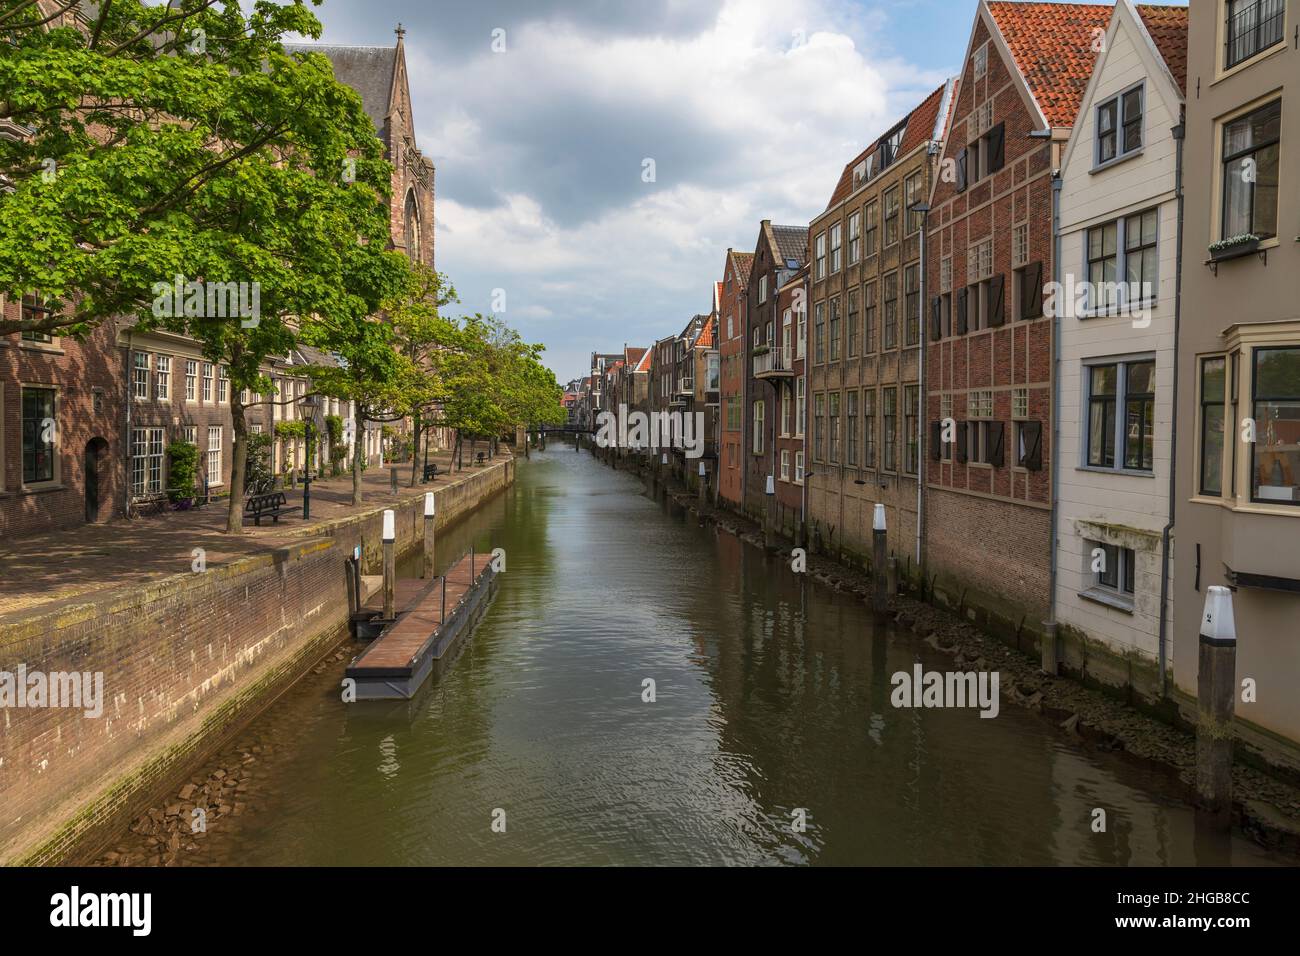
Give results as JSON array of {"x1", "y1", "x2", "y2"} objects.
[{"x1": 0, "y1": 450, "x2": 509, "y2": 622}]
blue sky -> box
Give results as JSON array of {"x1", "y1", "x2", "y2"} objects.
[{"x1": 300, "y1": 0, "x2": 1178, "y2": 383}]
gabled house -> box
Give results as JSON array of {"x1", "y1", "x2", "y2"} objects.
[
  {"x1": 925, "y1": 0, "x2": 1111, "y2": 656},
  {"x1": 1054, "y1": 0, "x2": 1188, "y2": 699},
  {"x1": 718, "y1": 249, "x2": 754, "y2": 508}
]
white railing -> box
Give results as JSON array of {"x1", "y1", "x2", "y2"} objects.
[{"x1": 753, "y1": 345, "x2": 794, "y2": 376}]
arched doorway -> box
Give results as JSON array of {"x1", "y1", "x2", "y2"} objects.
[{"x1": 84, "y1": 437, "x2": 109, "y2": 524}]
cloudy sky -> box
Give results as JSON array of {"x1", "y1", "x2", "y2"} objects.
[{"x1": 298, "y1": 0, "x2": 983, "y2": 382}]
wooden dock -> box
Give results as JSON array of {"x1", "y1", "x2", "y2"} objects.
[{"x1": 345, "y1": 552, "x2": 498, "y2": 701}]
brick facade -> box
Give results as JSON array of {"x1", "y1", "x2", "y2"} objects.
[{"x1": 718, "y1": 250, "x2": 751, "y2": 507}]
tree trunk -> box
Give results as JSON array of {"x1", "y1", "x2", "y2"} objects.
[
  {"x1": 226, "y1": 392, "x2": 248, "y2": 534},
  {"x1": 409, "y1": 410, "x2": 421, "y2": 487},
  {"x1": 352, "y1": 406, "x2": 364, "y2": 507}
]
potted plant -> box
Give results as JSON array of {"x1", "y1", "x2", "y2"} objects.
[
  {"x1": 1209, "y1": 233, "x2": 1261, "y2": 262},
  {"x1": 166, "y1": 440, "x2": 199, "y2": 509}
]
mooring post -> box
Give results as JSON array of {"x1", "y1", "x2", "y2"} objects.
[
  {"x1": 422, "y1": 492, "x2": 436, "y2": 580},
  {"x1": 390, "y1": 466, "x2": 398, "y2": 497},
  {"x1": 873, "y1": 503, "x2": 888, "y2": 621},
  {"x1": 660, "y1": 452, "x2": 668, "y2": 499},
  {"x1": 887, "y1": 555, "x2": 899, "y2": 596},
  {"x1": 698, "y1": 461, "x2": 707, "y2": 506},
  {"x1": 1196, "y1": 585, "x2": 1237, "y2": 829},
  {"x1": 764, "y1": 475, "x2": 776, "y2": 550},
  {"x1": 382, "y1": 509, "x2": 396, "y2": 620}
]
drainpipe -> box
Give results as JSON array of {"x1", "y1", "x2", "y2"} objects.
[
  {"x1": 1158, "y1": 111, "x2": 1186, "y2": 699},
  {"x1": 914, "y1": 195, "x2": 932, "y2": 569},
  {"x1": 123, "y1": 329, "x2": 133, "y2": 518},
  {"x1": 1045, "y1": 157, "x2": 1063, "y2": 675}
]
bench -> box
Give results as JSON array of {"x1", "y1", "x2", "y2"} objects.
[
  {"x1": 422, "y1": 463, "x2": 440, "y2": 483},
  {"x1": 475, "y1": 452, "x2": 486, "y2": 466},
  {"x1": 129, "y1": 493, "x2": 168, "y2": 518},
  {"x1": 244, "y1": 491, "x2": 302, "y2": 526}
]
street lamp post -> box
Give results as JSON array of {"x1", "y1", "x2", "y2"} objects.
[{"x1": 300, "y1": 393, "x2": 319, "y2": 520}]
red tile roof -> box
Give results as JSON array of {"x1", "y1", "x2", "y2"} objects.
[
  {"x1": 634, "y1": 348, "x2": 653, "y2": 373},
  {"x1": 695, "y1": 316, "x2": 716, "y2": 349},
  {"x1": 1136, "y1": 4, "x2": 1188, "y2": 95},
  {"x1": 624, "y1": 346, "x2": 647, "y2": 367},
  {"x1": 825, "y1": 80, "x2": 954, "y2": 210},
  {"x1": 987, "y1": 2, "x2": 1112, "y2": 128},
  {"x1": 728, "y1": 251, "x2": 755, "y2": 290}
]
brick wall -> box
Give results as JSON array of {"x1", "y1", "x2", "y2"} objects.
[{"x1": 0, "y1": 458, "x2": 512, "y2": 864}]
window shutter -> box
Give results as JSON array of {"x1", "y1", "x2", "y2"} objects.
[
  {"x1": 956, "y1": 288, "x2": 969, "y2": 335},
  {"x1": 988, "y1": 122, "x2": 1005, "y2": 172},
  {"x1": 930, "y1": 421, "x2": 943, "y2": 460},
  {"x1": 956, "y1": 148, "x2": 968, "y2": 193},
  {"x1": 989, "y1": 274, "x2": 1006, "y2": 327},
  {"x1": 989, "y1": 420, "x2": 1005, "y2": 466},
  {"x1": 930, "y1": 296, "x2": 942, "y2": 341},
  {"x1": 1022, "y1": 420, "x2": 1042, "y2": 471},
  {"x1": 1022, "y1": 262, "x2": 1043, "y2": 319},
  {"x1": 956, "y1": 421, "x2": 968, "y2": 463}
]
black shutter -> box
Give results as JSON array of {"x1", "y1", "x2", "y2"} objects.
[
  {"x1": 989, "y1": 420, "x2": 1005, "y2": 466},
  {"x1": 1022, "y1": 420, "x2": 1043, "y2": 471},
  {"x1": 930, "y1": 421, "x2": 942, "y2": 461},
  {"x1": 956, "y1": 422, "x2": 968, "y2": 463},
  {"x1": 1023, "y1": 262, "x2": 1043, "y2": 319},
  {"x1": 988, "y1": 122, "x2": 1005, "y2": 173},
  {"x1": 956, "y1": 288, "x2": 968, "y2": 335},
  {"x1": 989, "y1": 274, "x2": 1006, "y2": 327},
  {"x1": 956, "y1": 147, "x2": 968, "y2": 192},
  {"x1": 930, "y1": 296, "x2": 942, "y2": 341}
]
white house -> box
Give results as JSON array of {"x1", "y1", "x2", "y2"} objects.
[{"x1": 1054, "y1": 0, "x2": 1188, "y2": 694}]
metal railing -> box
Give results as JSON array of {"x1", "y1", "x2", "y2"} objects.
[
  {"x1": 753, "y1": 345, "x2": 794, "y2": 376},
  {"x1": 1225, "y1": 0, "x2": 1285, "y2": 68}
]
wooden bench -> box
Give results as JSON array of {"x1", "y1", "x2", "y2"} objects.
[
  {"x1": 129, "y1": 493, "x2": 168, "y2": 518},
  {"x1": 422, "y1": 462, "x2": 440, "y2": 483},
  {"x1": 243, "y1": 491, "x2": 301, "y2": 526},
  {"x1": 475, "y1": 452, "x2": 486, "y2": 466}
]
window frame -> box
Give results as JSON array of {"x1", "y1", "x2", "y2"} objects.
[
  {"x1": 1083, "y1": 356, "x2": 1157, "y2": 475},
  {"x1": 1093, "y1": 82, "x2": 1145, "y2": 169},
  {"x1": 1218, "y1": 97, "x2": 1281, "y2": 241}
]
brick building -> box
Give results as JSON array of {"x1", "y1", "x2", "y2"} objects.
[
  {"x1": 771, "y1": 265, "x2": 808, "y2": 536},
  {"x1": 925, "y1": 1, "x2": 1110, "y2": 642},
  {"x1": 744, "y1": 221, "x2": 809, "y2": 526},
  {"x1": 718, "y1": 249, "x2": 754, "y2": 508},
  {"x1": 806, "y1": 80, "x2": 954, "y2": 565}
]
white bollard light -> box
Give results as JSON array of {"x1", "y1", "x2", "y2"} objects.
[
  {"x1": 424, "y1": 492, "x2": 436, "y2": 518},
  {"x1": 382, "y1": 509, "x2": 396, "y2": 543},
  {"x1": 1200, "y1": 585, "x2": 1236, "y2": 644},
  {"x1": 874, "y1": 503, "x2": 887, "y2": 532}
]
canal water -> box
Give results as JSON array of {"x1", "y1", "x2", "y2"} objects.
[{"x1": 143, "y1": 443, "x2": 1281, "y2": 865}]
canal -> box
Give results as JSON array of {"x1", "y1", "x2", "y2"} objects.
[{"x1": 113, "y1": 443, "x2": 1281, "y2": 865}]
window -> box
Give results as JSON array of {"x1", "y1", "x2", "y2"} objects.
[
  {"x1": 904, "y1": 264, "x2": 920, "y2": 346},
  {"x1": 882, "y1": 387, "x2": 898, "y2": 471},
  {"x1": 961, "y1": 390, "x2": 1002, "y2": 466},
  {"x1": 939, "y1": 393, "x2": 954, "y2": 462},
  {"x1": 905, "y1": 172, "x2": 924, "y2": 235},
  {"x1": 864, "y1": 202, "x2": 878, "y2": 256},
  {"x1": 814, "y1": 394, "x2": 825, "y2": 460},
  {"x1": 1012, "y1": 223, "x2": 1028, "y2": 268},
  {"x1": 830, "y1": 222, "x2": 842, "y2": 273},
  {"x1": 1199, "y1": 357, "x2": 1227, "y2": 496},
  {"x1": 797, "y1": 306, "x2": 807, "y2": 359},
  {"x1": 1086, "y1": 359, "x2": 1155, "y2": 472},
  {"x1": 829, "y1": 296, "x2": 841, "y2": 363},
  {"x1": 848, "y1": 212, "x2": 861, "y2": 264},
  {"x1": 1221, "y1": 99, "x2": 1280, "y2": 240},
  {"x1": 1096, "y1": 85, "x2": 1143, "y2": 165},
  {"x1": 1225, "y1": 0, "x2": 1286, "y2": 69},
  {"x1": 156, "y1": 355, "x2": 171, "y2": 400},
  {"x1": 1125, "y1": 210, "x2": 1158, "y2": 301},
  {"x1": 781, "y1": 381, "x2": 792, "y2": 437},
  {"x1": 133, "y1": 352, "x2": 151, "y2": 400},
  {"x1": 781, "y1": 449, "x2": 791, "y2": 482},
  {"x1": 185, "y1": 360, "x2": 198, "y2": 402},
  {"x1": 20, "y1": 293, "x2": 55, "y2": 342},
  {"x1": 904, "y1": 385, "x2": 920, "y2": 474},
  {"x1": 829, "y1": 392, "x2": 841, "y2": 462},
  {"x1": 973, "y1": 43, "x2": 988, "y2": 79},
  {"x1": 814, "y1": 302, "x2": 825, "y2": 364},
  {"x1": 1089, "y1": 541, "x2": 1136, "y2": 600},
  {"x1": 815, "y1": 232, "x2": 827, "y2": 280},
  {"x1": 883, "y1": 272, "x2": 898, "y2": 350},
  {"x1": 21, "y1": 387, "x2": 56, "y2": 484},
  {"x1": 1087, "y1": 222, "x2": 1119, "y2": 312},
  {"x1": 202, "y1": 363, "x2": 214, "y2": 403},
  {"x1": 131, "y1": 427, "x2": 165, "y2": 496},
  {"x1": 795, "y1": 451, "x2": 805, "y2": 484},
  {"x1": 864, "y1": 282, "x2": 878, "y2": 353},
  {"x1": 847, "y1": 288, "x2": 859, "y2": 357},
  {"x1": 884, "y1": 187, "x2": 900, "y2": 246},
  {"x1": 758, "y1": 274, "x2": 769, "y2": 304},
  {"x1": 1012, "y1": 387, "x2": 1029, "y2": 420},
  {"x1": 180, "y1": 425, "x2": 197, "y2": 444},
  {"x1": 707, "y1": 353, "x2": 720, "y2": 391},
  {"x1": 847, "y1": 391, "x2": 859, "y2": 466},
  {"x1": 206, "y1": 425, "x2": 223, "y2": 485},
  {"x1": 1251, "y1": 346, "x2": 1300, "y2": 504},
  {"x1": 864, "y1": 390, "x2": 877, "y2": 468},
  {"x1": 796, "y1": 378, "x2": 805, "y2": 437}
]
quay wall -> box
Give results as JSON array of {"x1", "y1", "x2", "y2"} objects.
[{"x1": 0, "y1": 459, "x2": 513, "y2": 865}]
